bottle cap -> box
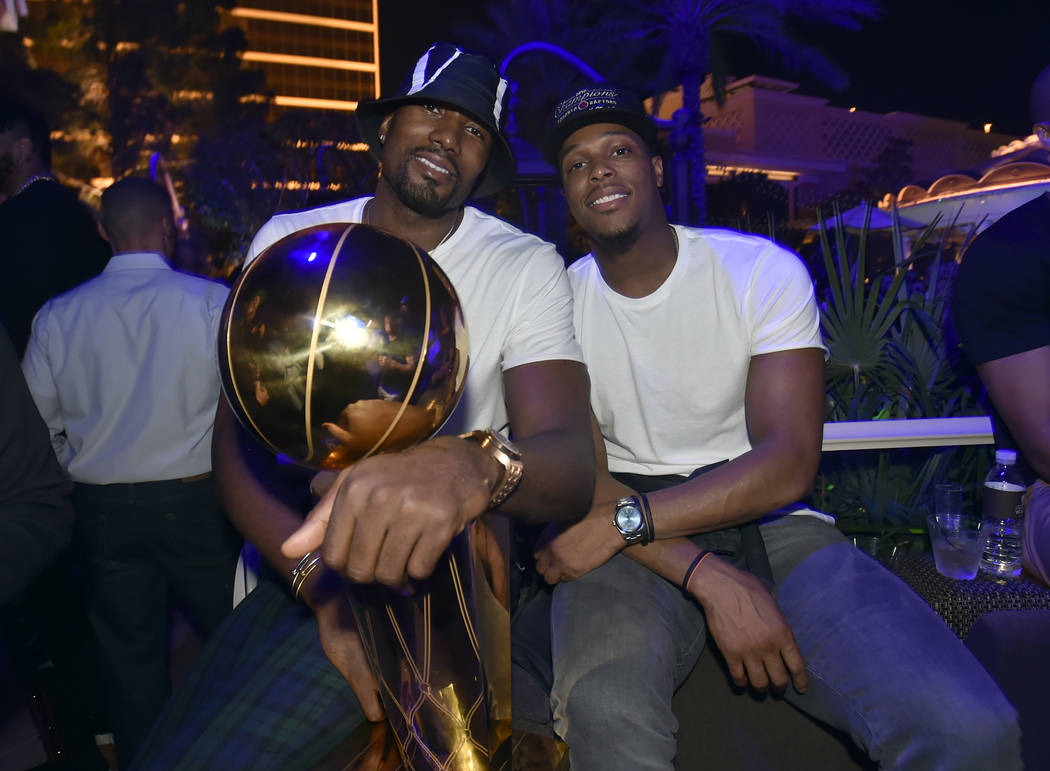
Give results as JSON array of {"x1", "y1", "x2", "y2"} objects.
[{"x1": 995, "y1": 448, "x2": 1018, "y2": 465}]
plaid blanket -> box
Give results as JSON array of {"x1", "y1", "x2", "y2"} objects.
[{"x1": 130, "y1": 576, "x2": 365, "y2": 770}]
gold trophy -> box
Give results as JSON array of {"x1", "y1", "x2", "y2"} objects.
[{"x1": 219, "y1": 223, "x2": 510, "y2": 769}]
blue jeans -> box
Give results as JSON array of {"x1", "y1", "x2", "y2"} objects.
[{"x1": 550, "y1": 515, "x2": 1022, "y2": 770}]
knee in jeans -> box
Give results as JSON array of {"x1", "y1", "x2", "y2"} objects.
[
  {"x1": 554, "y1": 662, "x2": 666, "y2": 740},
  {"x1": 946, "y1": 704, "x2": 1019, "y2": 765},
  {"x1": 892, "y1": 698, "x2": 1019, "y2": 769}
]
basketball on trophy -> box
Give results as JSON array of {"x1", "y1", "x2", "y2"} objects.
[{"x1": 218, "y1": 222, "x2": 469, "y2": 470}]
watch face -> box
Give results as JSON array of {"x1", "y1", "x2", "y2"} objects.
[{"x1": 615, "y1": 504, "x2": 644, "y2": 534}]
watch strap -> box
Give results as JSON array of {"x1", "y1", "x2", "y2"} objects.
[
  {"x1": 459, "y1": 429, "x2": 524, "y2": 508},
  {"x1": 638, "y1": 491, "x2": 655, "y2": 545},
  {"x1": 613, "y1": 495, "x2": 647, "y2": 545}
]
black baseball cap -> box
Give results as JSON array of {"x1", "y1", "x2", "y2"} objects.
[
  {"x1": 541, "y1": 84, "x2": 659, "y2": 167},
  {"x1": 355, "y1": 43, "x2": 515, "y2": 198}
]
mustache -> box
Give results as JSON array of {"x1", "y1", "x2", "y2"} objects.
[{"x1": 410, "y1": 147, "x2": 460, "y2": 179}]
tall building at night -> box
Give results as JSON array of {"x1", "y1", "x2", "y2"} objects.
[{"x1": 222, "y1": 1, "x2": 380, "y2": 112}]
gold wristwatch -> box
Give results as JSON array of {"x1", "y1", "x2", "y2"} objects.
[{"x1": 459, "y1": 428, "x2": 524, "y2": 508}]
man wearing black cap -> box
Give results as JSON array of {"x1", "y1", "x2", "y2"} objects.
[
  {"x1": 131, "y1": 43, "x2": 593, "y2": 769},
  {"x1": 533, "y1": 85, "x2": 1021, "y2": 770}
]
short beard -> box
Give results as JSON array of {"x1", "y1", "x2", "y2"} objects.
[
  {"x1": 589, "y1": 221, "x2": 642, "y2": 256},
  {"x1": 385, "y1": 149, "x2": 461, "y2": 219}
]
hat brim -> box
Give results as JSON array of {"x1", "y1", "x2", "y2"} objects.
[
  {"x1": 356, "y1": 96, "x2": 516, "y2": 198},
  {"x1": 541, "y1": 109, "x2": 659, "y2": 168}
]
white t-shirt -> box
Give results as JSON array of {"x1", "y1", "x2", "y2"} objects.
[
  {"x1": 569, "y1": 225, "x2": 824, "y2": 480},
  {"x1": 246, "y1": 197, "x2": 583, "y2": 435}
]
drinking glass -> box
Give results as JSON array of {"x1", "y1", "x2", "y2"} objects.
[
  {"x1": 935, "y1": 482, "x2": 963, "y2": 528},
  {"x1": 926, "y1": 514, "x2": 982, "y2": 580}
]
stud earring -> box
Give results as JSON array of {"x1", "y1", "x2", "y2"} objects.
[{"x1": 379, "y1": 133, "x2": 386, "y2": 144}]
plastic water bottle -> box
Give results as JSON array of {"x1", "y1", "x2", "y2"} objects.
[{"x1": 980, "y1": 449, "x2": 1026, "y2": 578}]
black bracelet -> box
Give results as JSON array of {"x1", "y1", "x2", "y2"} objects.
[
  {"x1": 681, "y1": 550, "x2": 713, "y2": 598},
  {"x1": 638, "y1": 491, "x2": 655, "y2": 545}
]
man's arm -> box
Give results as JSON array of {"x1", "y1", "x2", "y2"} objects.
[
  {"x1": 1, "y1": 328, "x2": 73, "y2": 606},
  {"x1": 212, "y1": 398, "x2": 311, "y2": 573},
  {"x1": 976, "y1": 346, "x2": 1050, "y2": 481},
  {"x1": 535, "y1": 348, "x2": 825, "y2": 576},
  {"x1": 212, "y1": 399, "x2": 384, "y2": 720},
  {"x1": 647, "y1": 347, "x2": 825, "y2": 536},
  {"x1": 20, "y1": 307, "x2": 69, "y2": 464},
  {"x1": 282, "y1": 359, "x2": 594, "y2": 586},
  {"x1": 497, "y1": 359, "x2": 595, "y2": 523},
  {"x1": 534, "y1": 404, "x2": 809, "y2": 693}
]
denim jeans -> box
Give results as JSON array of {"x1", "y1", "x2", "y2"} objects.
[
  {"x1": 1023, "y1": 480, "x2": 1050, "y2": 584},
  {"x1": 550, "y1": 514, "x2": 1022, "y2": 771}
]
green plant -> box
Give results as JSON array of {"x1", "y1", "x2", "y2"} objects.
[{"x1": 812, "y1": 203, "x2": 991, "y2": 535}]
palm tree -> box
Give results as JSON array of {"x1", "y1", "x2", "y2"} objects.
[
  {"x1": 621, "y1": 0, "x2": 880, "y2": 224},
  {"x1": 813, "y1": 204, "x2": 989, "y2": 533}
]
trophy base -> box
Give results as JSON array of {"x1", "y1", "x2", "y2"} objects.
[{"x1": 311, "y1": 721, "x2": 564, "y2": 771}]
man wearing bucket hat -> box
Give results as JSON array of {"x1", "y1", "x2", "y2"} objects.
[
  {"x1": 131, "y1": 43, "x2": 593, "y2": 769},
  {"x1": 532, "y1": 84, "x2": 1021, "y2": 770}
]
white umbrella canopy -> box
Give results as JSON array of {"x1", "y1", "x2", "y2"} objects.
[
  {"x1": 809, "y1": 205, "x2": 924, "y2": 232},
  {"x1": 893, "y1": 181, "x2": 1050, "y2": 230},
  {"x1": 889, "y1": 153, "x2": 1050, "y2": 230}
]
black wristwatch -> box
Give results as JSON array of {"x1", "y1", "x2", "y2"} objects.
[{"x1": 613, "y1": 495, "x2": 647, "y2": 545}]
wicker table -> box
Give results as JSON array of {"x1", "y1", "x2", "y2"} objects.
[{"x1": 889, "y1": 552, "x2": 1050, "y2": 638}]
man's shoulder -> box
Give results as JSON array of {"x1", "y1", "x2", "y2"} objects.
[
  {"x1": 677, "y1": 225, "x2": 804, "y2": 277},
  {"x1": 566, "y1": 253, "x2": 597, "y2": 282},
  {"x1": 960, "y1": 194, "x2": 1050, "y2": 273},
  {"x1": 249, "y1": 197, "x2": 368, "y2": 260},
  {"x1": 0, "y1": 180, "x2": 104, "y2": 245},
  {"x1": 15, "y1": 178, "x2": 84, "y2": 208},
  {"x1": 267, "y1": 197, "x2": 367, "y2": 227},
  {"x1": 679, "y1": 225, "x2": 786, "y2": 255},
  {"x1": 28, "y1": 277, "x2": 97, "y2": 338},
  {"x1": 444, "y1": 207, "x2": 566, "y2": 283},
  {"x1": 459, "y1": 206, "x2": 558, "y2": 254},
  {"x1": 168, "y1": 269, "x2": 231, "y2": 299},
  {"x1": 38, "y1": 269, "x2": 104, "y2": 309},
  {"x1": 47, "y1": 261, "x2": 227, "y2": 308}
]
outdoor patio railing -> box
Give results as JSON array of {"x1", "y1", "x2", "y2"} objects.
[{"x1": 822, "y1": 416, "x2": 994, "y2": 452}]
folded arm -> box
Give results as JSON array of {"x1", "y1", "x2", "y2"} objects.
[
  {"x1": 282, "y1": 359, "x2": 594, "y2": 586},
  {"x1": 646, "y1": 347, "x2": 825, "y2": 537},
  {"x1": 536, "y1": 348, "x2": 825, "y2": 577},
  {"x1": 536, "y1": 348, "x2": 823, "y2": 691}
]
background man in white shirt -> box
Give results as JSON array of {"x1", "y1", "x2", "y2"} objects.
[{"x1": 21, "y1": 176, "x2": 241, "y2": 768}]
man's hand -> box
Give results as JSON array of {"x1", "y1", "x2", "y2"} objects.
[
  {"x1": 474, "y1": 519, "x2": 510, "y2": 608},
  {"x1": 534, "y1": 477, "x2": 632, "y2": 583},
  {"x1": 300, "y1": 566, "x2": 385, "y2": 721},
  {"x1": 688, "y1": 555, "x2": 808, "y2": 694},
  {"x1": 282, "y1": 436, "x2": 495, "y2": 586}
]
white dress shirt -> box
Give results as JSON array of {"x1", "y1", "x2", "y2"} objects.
[{"x1": 21, "y1": 252, "x2": 229, "y2": 484}]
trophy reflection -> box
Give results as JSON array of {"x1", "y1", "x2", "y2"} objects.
[{"x1": 219, "y1": 223, "x2": 510, "y2": 769}]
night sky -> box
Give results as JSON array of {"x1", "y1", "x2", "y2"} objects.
[{"x1": 379, "y1": 0, "x2": 1048, "y2": 137}]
